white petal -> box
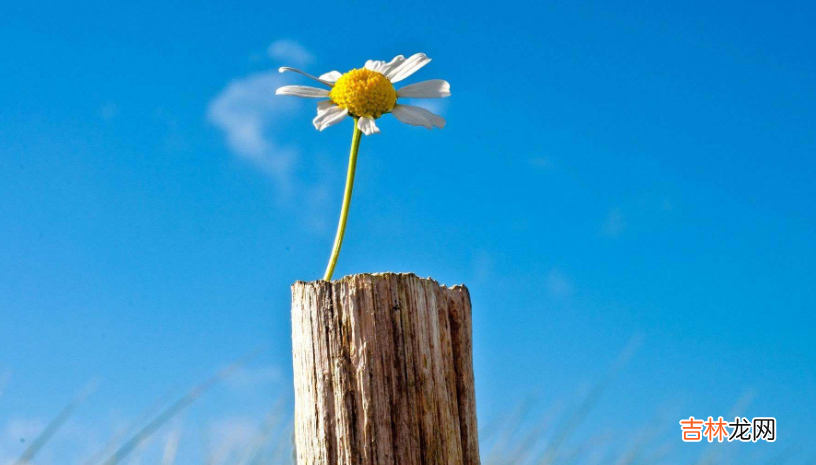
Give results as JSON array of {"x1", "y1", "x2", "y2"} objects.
[
  {"x1": 275, "y1": 85, "x2": 329, "y2": 98},
  {"x1": 379, "y1": 56, "x2": 406, "y2": 75},
  {"x1": 278, "y1": 67, "x2": 334, "y2": 87},
  {"x1": 357, "y1": 117, "x2": 380, "y2": 135},
  {"x1": 319, "y1": 71, "x2": 342, "y2": 83},
  {"x1": 386, "y1": 53, "x2": 431, "y2": 83},
  {"x1": 364, "y1": 55, "x2": 405, "y2": 75},
  {"x1": 364, "y1": 59, "x2": 385, "y2": 72},
  {"x1": 391, "y1": 104, "x2": 446, "y2": 129},
  {"x1": 313, "y1": 102, "x2": 348, "y2": 131},
  {"x1": 317, "y1": 100, "x2": 335, "y2": 111},
  {"x1": 396, "y1": 79, "x2": 451, "y2": 98}
]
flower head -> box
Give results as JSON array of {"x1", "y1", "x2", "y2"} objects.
[
  {"x1": 275, "y1": 53, "x2": 450, "y2": 135},
  {"x1": 330, "y1": 68, "x2": 397, "y2": 118}
]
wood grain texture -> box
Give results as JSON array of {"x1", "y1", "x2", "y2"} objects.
[{"x1": 291, "y1": 273, "x2": 480, "y2": 465}]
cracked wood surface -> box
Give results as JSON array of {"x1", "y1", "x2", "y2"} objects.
[{"x1": 291, "y1": 273, "x2": 480, "y2": 465}]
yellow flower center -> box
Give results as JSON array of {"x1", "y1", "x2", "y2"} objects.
[{"x1": 329, "y1": 68, "x2": 397, "y2": 119}]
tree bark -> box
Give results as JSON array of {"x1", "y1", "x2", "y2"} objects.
[{"x1": 291, "y1": 273, "x2": 480, "y2": 465}]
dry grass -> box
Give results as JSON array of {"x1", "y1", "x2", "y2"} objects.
[{"x1": 6, "y1": 340, "x2": 809, "y2": 465}]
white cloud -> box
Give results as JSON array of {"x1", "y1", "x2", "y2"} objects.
[
  {"x1": 206, "y1": 417, "x2": 258, "y2": 464},
  {"x1": 0, "y1": 409, "x2": 288, "y2": 465},
  {"x1": 600, "y1": 207, "x2": 626, "y2": 238},
  {"x1": 0, "y1": 415, "x2": 106, "y2": 465},
  {"x1": 267, "y1": 39, "x2": 314, "y2": 66},
  {"x1": 208, "y1": 41, "x2": 343, "y2": 232},
  {"x1": 205, "y1": 414, "x2": 293, "y2": 465},
  {"x1": 3, "y1": 417, "x2": 44, "y2": 444},
  {"x1": 207, "y1": 70, "x2": 300, "y2": 191},
  {"x1": 1, "y1": 418, "x2": 44, "y2": 465},
  {"x1": 545, "y1": 268, "x2": 573, "y2": 298}
]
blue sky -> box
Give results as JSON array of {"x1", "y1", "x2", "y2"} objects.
[{"x1": 1, "y1": 0, "x2": 814, "y2": 463}]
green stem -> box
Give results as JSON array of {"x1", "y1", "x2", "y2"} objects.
[{"x1": 323, "y1": 118, "x2": 362, "y2": 281}]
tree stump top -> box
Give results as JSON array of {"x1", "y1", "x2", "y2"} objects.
[{"x1": 293, "y1": 271, "x2": 467, "y2": 288}]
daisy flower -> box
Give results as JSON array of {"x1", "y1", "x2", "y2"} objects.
[
  {"x1": 275, "y1": 52, "x2": 450, "y2": 135},
  {"x1": 276, "y1": 53, "x2": 450, "y2": 281}
]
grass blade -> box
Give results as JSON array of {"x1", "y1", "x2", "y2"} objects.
[
  {"x1": 14, "y1": 380, "x2": 98, "y2": 465},
  {"x1": 97, "y1": 349, "x2": 262, "y2": 465}
]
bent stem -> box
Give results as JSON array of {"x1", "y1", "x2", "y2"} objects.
[{"x1": 323, "y1": 118, "x2": 362, "y2": 281}]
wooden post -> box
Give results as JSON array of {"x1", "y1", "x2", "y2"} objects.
[{"x1": 291, "y1": 273, "x2": 480, "y2": 465}]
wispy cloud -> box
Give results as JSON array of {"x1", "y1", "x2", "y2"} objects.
[
  {"x1": 3, "y1": 418, "x2": 45, "y2": 445},
  {"x1": 208, "y1": 40, "x2": 341, "y2": 232},
  {"x1": 1, "y1": 418, "x2": 45, "y2": 465},
  {"x1": 207, "y1": 69, "x2": 299, "y2": 191},
  {"x1": 267, "y1": 39, "x2": 314, "y2": 66},
  {"x1": 1, "y1": 417, "x2": 100, "y2": 465},
  {"x1": 206, "y1": 416, "x2": 260, "y2": 464}
]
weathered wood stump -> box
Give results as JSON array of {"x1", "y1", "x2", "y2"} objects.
[{"x1": 291, "y1": 273, "x2": 480, "y2": 465}]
